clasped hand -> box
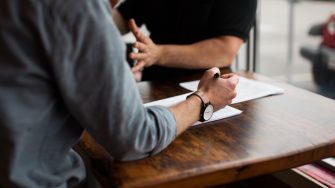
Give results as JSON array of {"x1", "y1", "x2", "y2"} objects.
[{"x1": 198, "y1": 67, "x2": 239, "y2": 111}]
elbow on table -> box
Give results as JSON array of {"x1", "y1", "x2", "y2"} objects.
[
  {"x1": 112, "y1": 149, "x2": 150, "y2": 162},
  {"x1": 106, "y1": 126, "x2": 155, "y2": 161},
  {"x1": 103, "y1": 107, "x2": 175, "y2": 162},
  {"x1": 107, "y1": 135, "x2": 152, "y2": 162}
]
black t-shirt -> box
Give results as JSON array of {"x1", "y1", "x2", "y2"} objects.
[{"x1": 117, "y1": 0, "x2": 257, "y2": 80}]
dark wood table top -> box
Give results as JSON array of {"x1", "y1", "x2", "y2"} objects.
[{"x1": 77, "y1": 71, "x2": 335, "y2": 188}]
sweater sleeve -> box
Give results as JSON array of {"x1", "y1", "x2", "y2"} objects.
[{"x1": 46, "y1": 0, "x2": 177, "y2": 161}]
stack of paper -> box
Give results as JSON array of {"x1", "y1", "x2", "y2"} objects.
[
  {"x1": 179, "y1": 76, "x2": 285, "y2": 104},
  {"x1": 144, "y1": 76, "x2": 284, "y2": 125},
  {"x1": 144, "y1": 94, "x2": 242, "y2": 125}
]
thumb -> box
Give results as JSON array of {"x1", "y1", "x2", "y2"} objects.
[{"x1": 129, "y1": 19, "x2": 140, "y2": 38}]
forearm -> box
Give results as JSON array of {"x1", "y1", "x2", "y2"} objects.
[
  {"x1": 158, "y1": 36, "x2": 243, "y2": 69},
  {"x1": 169, "y1": 95, "x2": 202, "y2": 135}
]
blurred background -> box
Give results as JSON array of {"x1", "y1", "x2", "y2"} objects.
[
  {"x1": 257, "y1": 0, "x2": 335, "y2": 99},
  {"x1": 120, "y1": 0, "x2": 335, "y2": 99}
]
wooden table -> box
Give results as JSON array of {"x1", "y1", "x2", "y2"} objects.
[{"x1": 77, "y1": 71, "x2": 335, "y2": 188}]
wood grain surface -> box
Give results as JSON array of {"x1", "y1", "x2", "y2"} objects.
[{"x1": 77, "y1": 71, "x2": 335, "y2": 188}]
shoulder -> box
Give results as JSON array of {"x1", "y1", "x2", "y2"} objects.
[
  {"x1": 39, "y1": 0, "x2": 114, "y2": 38},
  {"x1": 213, "y1": 0, "x2": 257, "y2": 11},
  {"x1": 43, "y1": 0, "x2": 111, "y2": 24},
  {"x1": 211, "y1": 0, "x2": 257, "y2": 21}
]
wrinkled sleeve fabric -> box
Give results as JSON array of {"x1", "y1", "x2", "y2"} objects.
[{"x1": 46, "y1": 0, "x2": 176, "y2": 161}]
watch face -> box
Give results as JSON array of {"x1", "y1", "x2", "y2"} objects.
[{"x1": 203, "y1": 104, "x2": 214, "y2": 121}]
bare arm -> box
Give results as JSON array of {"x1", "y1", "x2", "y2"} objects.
[
  {"x1": 157, "y1": 36, "x2": 243, "y2": 69},
  {"x1": 170, "y1": 68, "x2": 238, "y2": 135},
  {"x1": 128, "y1": 19, "x2": 243, "y2": 72},
  {"x1": 170, "y1": 96, "x2": 202, "y2": 135}
]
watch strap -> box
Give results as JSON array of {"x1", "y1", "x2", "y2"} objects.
[
  {"x1": 187, "y1": 91, "x2": 209, "y2": 105},
  {"x1": 187, "y1": 91, "x2": 212, "y2": 122}
]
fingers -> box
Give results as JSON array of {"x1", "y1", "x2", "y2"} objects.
[
  {"x1": 131, "y1": 61, "x2": 145, "y2": 73},
  {"x1": 128, "y1": 19, "x2": 139, "y2": 36},
  {"x1": 130, "y1": 52, "x2": 146, "y2": 60},
  {"x1": 226, "y1": 91, "x2": 237, "y2": 103},
  {"x1": 220, "y1": 73, "x2": 234, "y2": 79},
  {"x1": 133, "y1": 70, "x2": 142, "y2": 82},
  {"x1": 133, "y1": 42, "x2": 146, "y2": 52},
  {"x1": 208, "y1": 67, "x2": 221, "y2": 77},
  {"x1": 231, "y1": 91, "x2": 237, "y2": 99},
  {"x1": 129, "y1": 19, "x2": 143, "y2": 41},
  {"x1": 226, "y1": 75, "x2": 239, "y2": 89},
  {"x1": 129, "y1": 19, "x2": 151, "y2": 43},
  {"x1": 219, "y1": 74, "x2": 239, "y2": 90},
  {"x1": 203, "y1": 67, "x2": 220, "y2": 80},
  {"x1": 198, "y1": 67, "x2": 221, "y2": 89},
  {"x1": 197, "y1": 69, "x2": 240, "y2": 111}
]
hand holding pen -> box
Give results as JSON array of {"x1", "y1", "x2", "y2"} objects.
[
  {"x1": 214, "y1": 72, "x2": 236, "y2": 80},
  {"x1": 198, "y1": 67, "x2": 239, "y2": 111}
]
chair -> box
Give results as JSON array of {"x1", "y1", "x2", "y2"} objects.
[{"x1": 235, "y1": 6, "x2": 260, "y2": 73}]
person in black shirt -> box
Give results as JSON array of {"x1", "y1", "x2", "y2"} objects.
[
  {"x1": 0, "y1": 0, "x2": 239, "y2": 187},
  {"x1": 112, "y1": 0, "x2": 257, "y2": 81}
]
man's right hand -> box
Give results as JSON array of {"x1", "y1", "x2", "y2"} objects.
[
  {"x1": 198, "y1": 67, "x2": 239, "y2": 111},
  {"x1": 128, "y1": 19, "x2": 162, "y2": 73}
]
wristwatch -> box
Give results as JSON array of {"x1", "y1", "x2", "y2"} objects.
[{"x1": 187, "y1": 91, "x2": 214, "y2": 122}]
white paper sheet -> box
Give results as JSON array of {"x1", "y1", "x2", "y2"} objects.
[
  {"x1": 179, "y1": 76, "x2": 284, "y2": 104},
  {"x1": 144, "y1": 93, "x2": 242, "y2": 126}
]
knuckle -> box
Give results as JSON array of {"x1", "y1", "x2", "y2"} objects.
[
  {"x1": 136, "y1": 32, "x2": 141, "y2": 38},
  {"x1": 205, "y1": 68, "x2": 217, "y2": 77},
  {"x1": 205, "y1": 68, "x2": 213, "y2": 74},
  {"x1": 231, "y1": 91, "x2": 237, "y2": 99},
  {"x1": 227, "y1": 80, "x2": 237, "y2": 90}
]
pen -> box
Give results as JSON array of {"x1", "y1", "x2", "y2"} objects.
[{"x1": 214, "y1": 72, "x2": 220, "y2": 79}]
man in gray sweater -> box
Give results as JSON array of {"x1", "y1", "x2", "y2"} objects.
[{"x1": 0, "y1": 0, "x2": 238, "y2": 187}]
